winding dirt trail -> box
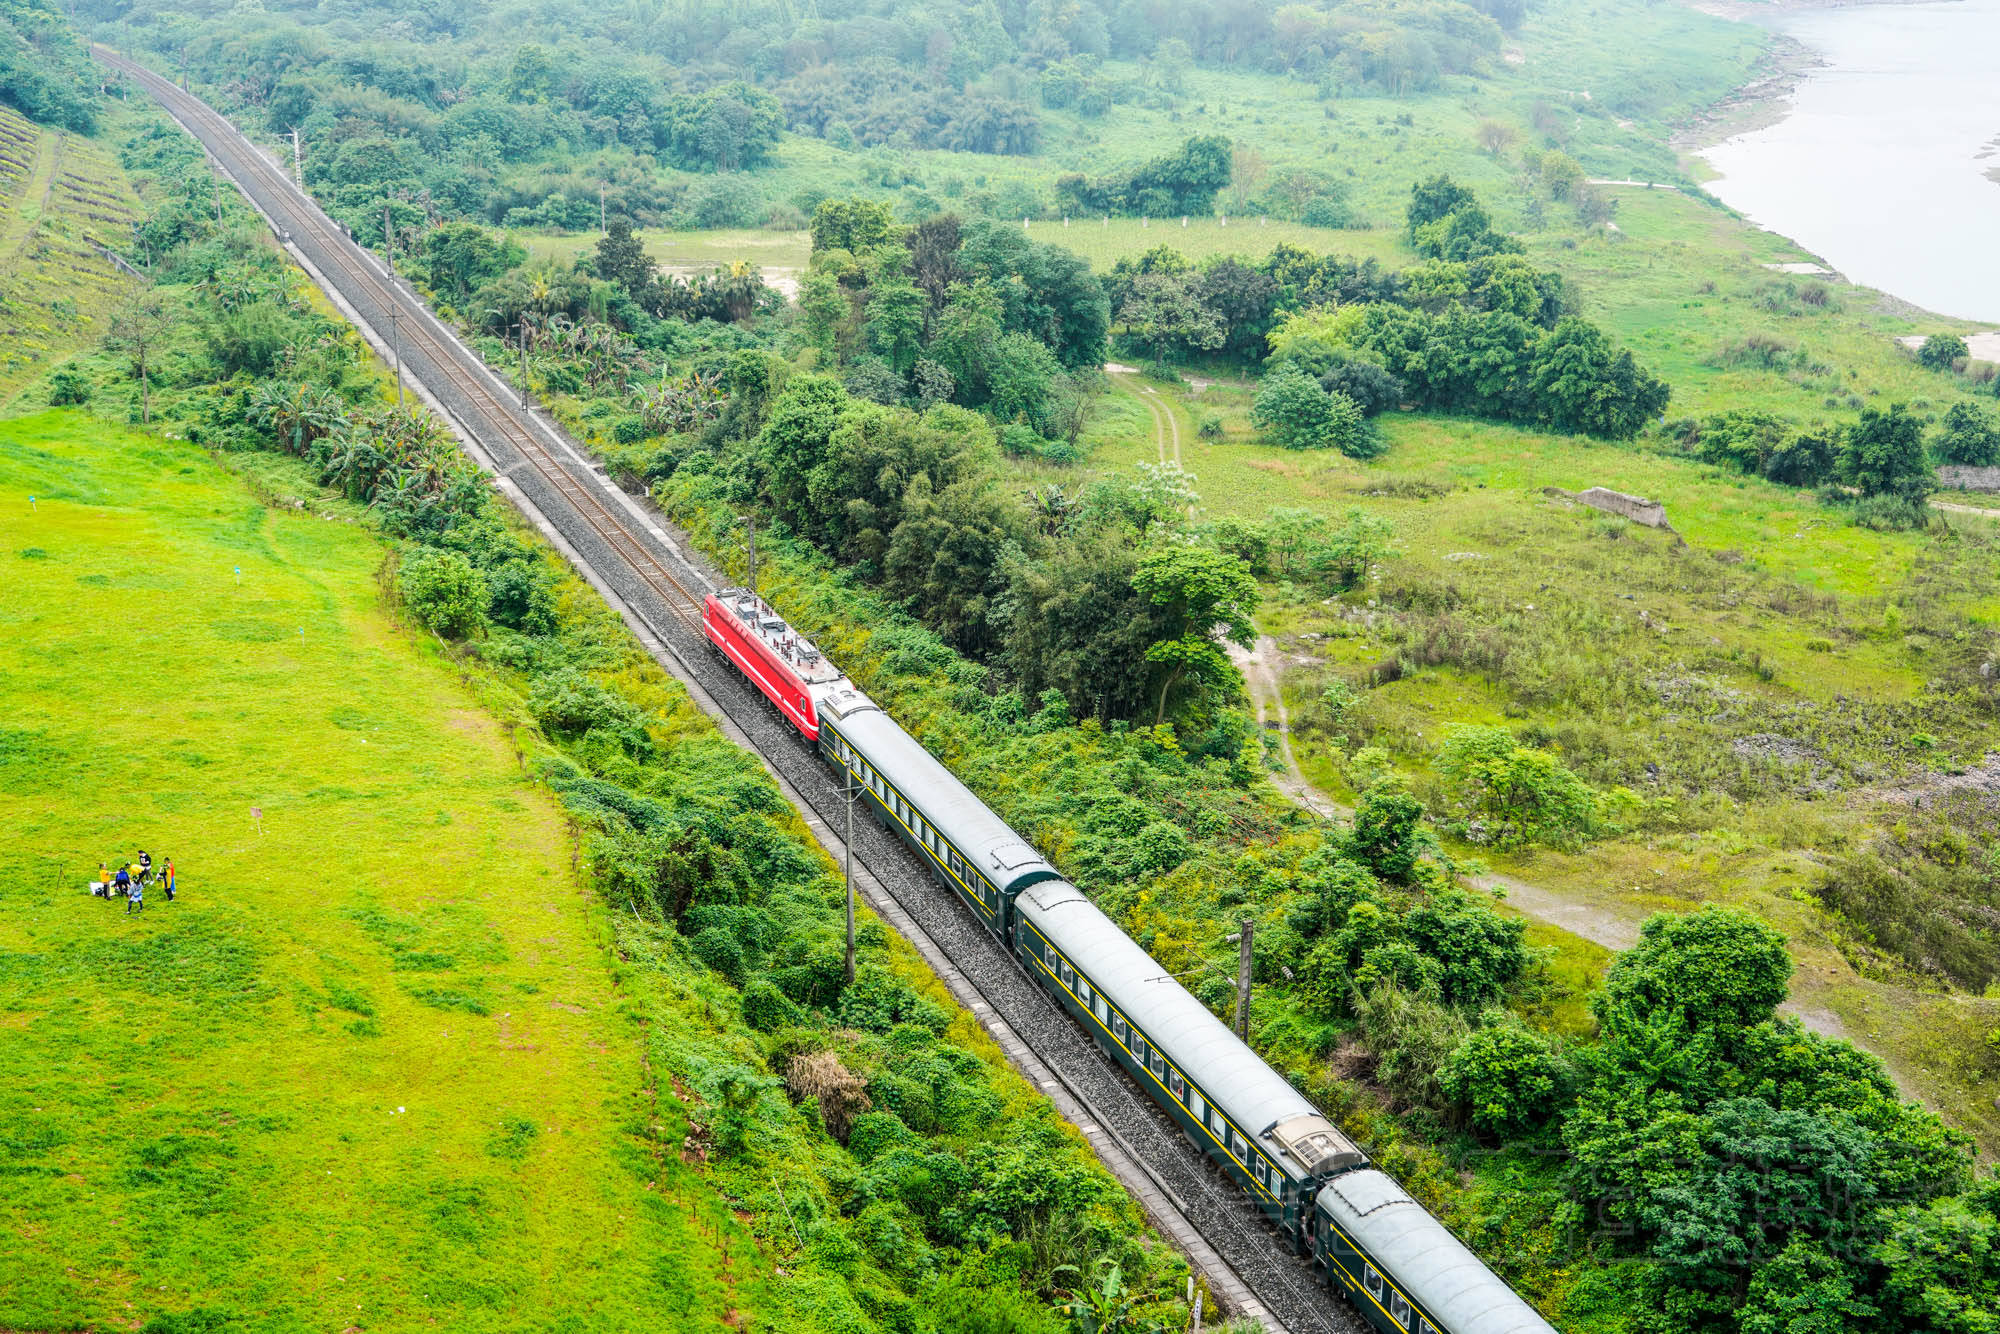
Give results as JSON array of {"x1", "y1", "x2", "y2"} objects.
[
  {"x1": 1234, "y1": 634, "x2": 1663, "y2": 956},
  {"x1": 1105, "y1": 363, "x2": 1182, "y2": 468}
]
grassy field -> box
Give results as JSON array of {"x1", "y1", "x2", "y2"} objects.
[
  {"x1": 0, "y1": 412, "x2": 747, "y2": 1332},
  {"x1": 1073, "y1": 367, "x2": 2000, "y2": 1151},
  {"x1": 0, "y1": 106, "x2": 140, "y2": 410}
]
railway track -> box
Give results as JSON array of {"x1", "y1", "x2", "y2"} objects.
[{"x1": 97, "y1": 47, "x2": 1362, "y2": 1334}]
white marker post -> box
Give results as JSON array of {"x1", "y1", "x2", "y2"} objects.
[{"x1": 251, "y1": 806, "x2": 263, "y2": 837}]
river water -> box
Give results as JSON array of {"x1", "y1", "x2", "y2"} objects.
[{"x1": 1701, "y1": 0, "x2": 2000, "y2": 322}]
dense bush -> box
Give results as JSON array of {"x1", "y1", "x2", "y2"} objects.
[{"x1": 396, "y1": 547, "x2": 488, "y2": 638}]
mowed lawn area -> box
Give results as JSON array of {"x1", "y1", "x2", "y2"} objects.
[{"x1": 0, "y1": 413, "x2": 729, "y2": 1332}]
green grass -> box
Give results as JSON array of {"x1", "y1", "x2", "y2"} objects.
[
  {"x1": 0, "y1": 107, "x2": 140, "y2": 411},
  {"x1": 0, "y1": 412, "x2": 752, "y2": 1332}
]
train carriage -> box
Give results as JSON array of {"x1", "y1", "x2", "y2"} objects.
[
  {"x1": 1315, "y1": 1170, "x2": 1556, "y2": 1334},
  {"x1": 1012, "y1": 879, "x2": 1364, "y2": 1240},
  {"x1": 705, "y1": 583, "x2": 1557, "y2": 1331}
]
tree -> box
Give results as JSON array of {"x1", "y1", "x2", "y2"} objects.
[
  {"x1": 1592, "y1": 905, "x2": 1793, "y2": 1045},
  {"x1": 1440, "y1": 1023, "x2": 1572, "y2": 1139},
  {"x1": 397, "y1": 547, "x2": 488, "y2": 638},
  {"x1": 1346, "y1": 781, "x2": 1424, "y2": 880},
  {"x1": 106, "y1": 295, "x2": 173, "y2": 425},
  {"x1": 1406, "y1": 174, "x2": 1478, "y2": 240},
  {"x1": 1738, "y1": 1238, "x2": 1876, "y2": 1334},
  {"x1": 810, "y1": 198, "x2": 898, "y2": 256},
  {"x1": 987, "y1": 332, "x2": 1063, "y2": 436},
  {"x1": 1526, "y1": 317, "x2": 1670, "y2": 438},
  {"x1": 593, "y1": 218, "x2": 656, "y2": 299},
  {"x1": 1934, "y1": 401, "x2": 2000, "y2": 467},
  {"x1": 865, "y1": 272, "x2": 925, "y2": 374},
  {"x1": 755, "y1": 375, "x2": 850, "y2": 531},
  {"x1": 1118, "y1": 271, "x2": 1223, "y2": 367},
  {"x1": 1130, "y1": 545, "x2": 1258, "y2": 723},
  {"x1": 1252, "y1": 366, "x2": 1371, "y2": 455},
  {"x1": 1840, "y1": 403, "x2": 1935, "y2": 499},
  {"x1": 1475, "y1": 120, "x2": 1518, "y2": 157},
  {"x1": 798, "y1": 268, "x2": 846, "y2": 361},
  {"x1": 1918, "y1": 333, "x2": 1970, "y2": 372},
  {"x1": 655, "y1": 83, "x2": 783, "y2": 171},
  {"x1": 1436, "y1": 724, "x2": 1600, "y2": 851},
  {"x1": 1193, "y1": 258, "x2": 1278, "y2": 360},
  {"x1": 1874, "y1": 1175, "x2": 2000, "y2": 1334}
]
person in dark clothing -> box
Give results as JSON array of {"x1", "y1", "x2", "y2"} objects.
[
  {"x1": 114, "y1": 864, "x2": 131, "y2": 898},
  {"x1": 137, "y1": 850, "x2": 153, "y2": 883}
]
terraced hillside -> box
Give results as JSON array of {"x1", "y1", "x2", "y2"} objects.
[{"x1": 0, "y1": 104, "x2": 138, "y2": 408}]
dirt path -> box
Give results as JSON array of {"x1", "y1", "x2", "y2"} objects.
[
  {"x1": 1934, "y1": 499, "x2": 2000, "y2": 520},
  {"x1": 1105, "y1": 364, "x2": 1181, "y2": 468},
  {"x1": 1229, "y1": 635, "x2": 1943, "y2": 1095},
  {"x1": 1233, "y1": 635, "x2": 1660, "y2": 956}
]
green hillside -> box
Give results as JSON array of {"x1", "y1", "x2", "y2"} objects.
[{"x1": 0, "y1": 412, "x2": 743, "y2": 1331}]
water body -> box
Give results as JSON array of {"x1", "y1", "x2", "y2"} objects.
[{"x1": 1702, "y1": 0, "x2": 2000, "y2": 322}]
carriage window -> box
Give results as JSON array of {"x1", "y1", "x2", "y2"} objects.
[
  {"x1": 1252, "y1": 1158, "x2": 1266, "y2": 1186},
  {"x1": 1168, "y1": 1069, "x2": 1185, "y2": 1100},
  {"x1": 1112, "y1": 1013, "x2": 1126, "y2": 1042},
  {"x1": 1188, "y1": 1089, "x2": 1204, "y2": 1121},
  {"x1": 1150, "y1": 1050, "x2": 1165, "y2": 1079},
  {"x1": 922, "y1": 824, "x2": 935, "y2": 851},
  {"x1": 1419, "y1": 1319, "x2": 1441, "y2": 1334},
  {"x1": 1093, "y1": 994, "x2": 1108, "y2": 1024},
  {"x1": 1211, "y1": 1107, "x2": 1226, "y2": 1137},
  {"x1": 1061, "y1": 961, "x2": 1075, "y2": 989},
  {"x1": 1389, "y1": 1292, "x2": 1411, "y2": 1327},
  {"x1": 1233, "y1": 1129, "x2": 1248, "y2": 1160},
  {"x1": 1130, "y1": 1034, "x2": 1146, "y2": 1062},
  {"x1": 1364, "y1": 1266, "x2": 1384, "y2": 1301},
  {"x1": 1076, "y1": 977, "x2": 1090, "y2": 1003}
]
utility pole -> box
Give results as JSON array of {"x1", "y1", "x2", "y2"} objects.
[
  {"x1": 517, "y1": 321, "x2": 529, "y2": 408},
  {"x1": 289, "y1": 126, "x2": 303, "y2": 189},
  {"x1": 742, "y1": 514, "x2": 758, "y2": 601},
  {"x1": 600, "y1": 182, "x2": 608, "y2": 236},
  {"x1": 384, "y1": 201, "x2": 394, "y2": 274},
  {"x1": 388, "y1": 305, "x2": 403, "y2": 407},
  {"x1": 1232, "y1": 917, "x2": 1254, "y2": 1040},
  {"x1": 844, "y1": 767, "x2": 856, "y2": 986}
]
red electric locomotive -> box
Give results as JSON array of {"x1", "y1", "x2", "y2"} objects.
[{"x1": 701, "y1": 588, "x2": 846, "y2": 740}]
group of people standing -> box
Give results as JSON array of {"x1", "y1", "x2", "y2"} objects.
[{"x1": 93, "y1": 850, "x2": 174, "y2": 914}]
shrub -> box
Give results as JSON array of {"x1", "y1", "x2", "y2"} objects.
[
  {"x1": 397, "y1": 547, "x2": 488, "y2": 638},
  {"x1": 486, "y1": 563, "x2": 559, "y2": 634},
  {"x1": 1918, "y1": 333, "x2": 1969, "y2": 372},
  {"x1": 741, "y1": 978, "x2": 802, "y2": 1031},
  {"x1": 1346, "y1": 781, "x2": 1424, "y2": 880},
  {"x1": 611, "y1": 415, "x2": 647, "y2": 445},
  {"x1": 1252, "y1": 365, "x2": 1375, "y2": 456},
  {"x1": 1440, "y1": 1022, "x2": 1572, "y2": 1139},
  {"x1": 526, "y1": 668, "x2": 654, "y2": 753},
  {"x1": 1197, "y1": 414, "x2": 1223, "y2": 440},
  {"x1": 1436, "y1": 724, "x2": 1600, "y2": 851},
  {"x1": 48, "y1": 368, "x2": 92, "y2": 406},
  {"x1": 1933, "y1": 402, "x2": 2000, "y2": 466}
]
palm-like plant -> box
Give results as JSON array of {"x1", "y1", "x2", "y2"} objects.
[{"x1": 249, "y1": 380, "x2": 344, "y2": 455}]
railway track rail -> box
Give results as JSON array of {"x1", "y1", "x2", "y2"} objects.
[{"x1": 97, "y1": 47, "x2": 1361, "y2": 1334}]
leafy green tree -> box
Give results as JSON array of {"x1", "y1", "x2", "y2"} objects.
[
  {"x1": 1001, "y1": 535, "x2": 1157, "y2": 721},
  {"x1": 1436, "y1": 724, "x2": 1599, "y2": 851},
  {"x1": 1118, "y1": 270, "x2": 1223, "y2": 366},
  {"x1": 1526, "y1": 317, "x2": 1670, "y2": 438},
  {"x1": 1440, "y1": 1022, "x2": 1572, "y2": 1139},
  {"x1": 1738, "y1": 1238, "x2": 1876, "y2": 1334},
  {"x1": 1593, "y1": 905, "x2": 1792, "y2": 1044},
  {"x1": 1874, "y1": 1174, "x2": 2000, "y2": 1334},
  {"x1": 798, "y1": 268, "x2": 846, "y2": 361},
  {"x1": 809, "y1": 198, "x2": 898, "y2": 255},
  {"x1": 1406, "y1": 174, "x2": 1478, "y2": 239},
  {"x1": 1840, "y1": 403, "x2": 1935, "y2": 499},
  {"x1": 1934, "y1": 401, "x2": 2000, "y2": 467},
  {"x1": 928, "y1": 279, "x2": 1007, "y2": 405},
  {"x1": 426, "y1": 223, "x2": 528, "y2": 305},
  {"x1": 865, "y1": 272, "x2": 926, "y2": 374},
  {"x1": 398, "y1": 548, "x2": 488, "y2": 638},
  {"x1": 1918, "y1": 333, "x2": 1970, "y2": 372},
  {"x1": 988, "y1": 332, "x2": 1064, "y2": 435},
  {"x1": 755, "y1": 374, "x2": 849, "y2": 531},
  {"x1": 1131, "y1": 545, "x2": 1258, "y2": 723},
  {"x1": 1252, "y1": 365, "x2": 1370, "y2": 454},
  {"x1": 591, "y1": 218, "x2": 656, "y2": 300},
  {"x1": 655, "y1": 82, "x2": 783, "y2": 171},
  {"x1": 1346, "y1": 781, "x2": 1424, "y2": 880}
]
